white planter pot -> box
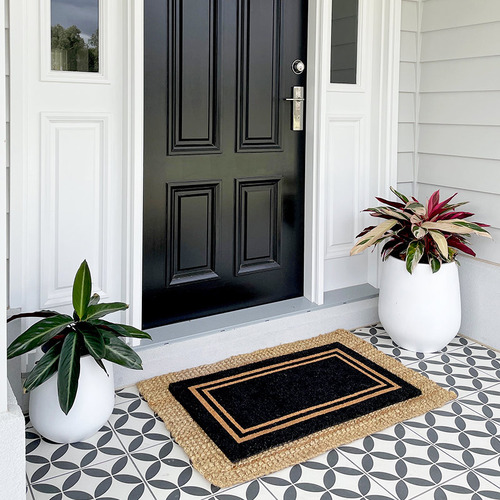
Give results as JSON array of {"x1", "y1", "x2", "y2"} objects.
[
  {"x1": 378, "y1": 256, "x2": 461, "y2": 352},
  {"x1": 29, "y1": 356, "x2": 115, "y2": 443}
]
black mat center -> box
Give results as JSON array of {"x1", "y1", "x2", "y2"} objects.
[{"x1": 169, "y1": 342, "x2": 421, "y2": 462}]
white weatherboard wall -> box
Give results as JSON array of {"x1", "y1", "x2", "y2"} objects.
[
  {"x1": 398, "y1": 0, "x2": 500, "y2": 349},
  {"x1": 397, "y1": 0, "x2": 419, "y2": 197},
  {"x1": 1, "y1": 0, "x2": 25, "y2": 497}
]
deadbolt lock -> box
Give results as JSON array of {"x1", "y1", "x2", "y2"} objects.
[{"x1": 291, "y1": 59, "x2": 305, "y2": 75}]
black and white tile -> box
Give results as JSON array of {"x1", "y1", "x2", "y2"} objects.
[{"x1": 25, "y1": 325, "x2": 500, "y2": 500}]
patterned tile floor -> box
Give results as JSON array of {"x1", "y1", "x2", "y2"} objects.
[{"x1": 25, "y1": 325, "x2": 500, "y2": 500}]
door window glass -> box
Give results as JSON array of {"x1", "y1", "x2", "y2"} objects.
[
  {"x1": 330, "y1": 0, "x2": 358, "y2": 84},
  {"x1": 51, "y1": 0, "x2": 99, "y2": 72}
]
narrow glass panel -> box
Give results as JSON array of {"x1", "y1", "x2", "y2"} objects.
[
  {"x1": 51, "y1": 0, "x2": 99, "y2": 73},
  {"x1": 330, "y1": 0, "x2": 358, "y2": 84}
]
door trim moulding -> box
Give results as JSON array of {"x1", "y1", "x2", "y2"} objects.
[{"x1": 125, "y1": 0, "x2": 401, "y2": 327}]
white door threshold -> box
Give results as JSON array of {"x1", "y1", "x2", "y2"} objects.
[{"x1": 115, "y1": 284, "x2": 379, "y2": 388}]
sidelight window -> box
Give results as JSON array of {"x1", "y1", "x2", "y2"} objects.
[
  {"x1": 330, "y1": 0, "x2": 359, "y2": 84},
  {"x1": 51, "y1": 0, "x2": 99, "y2": 73}
]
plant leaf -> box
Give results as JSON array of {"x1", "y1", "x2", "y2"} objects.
[
  {"x1": 426, "y1": 190, "x2": 440, "y2": 219},
  {"x1": 84, "y1": 302, "x2": 129, "y2": 321},
  {"x1": 88, "y1": 293, "x2": 100, "y2": 306},
  {"x1": 90, "y1": 319, "x2": 152, "y2": 339},
  {"x1": 453, "y1": 221, "x2": 492, "y2": 236},
  {"x1": 7, "y1": 315, "x2": 74, "y2": 359},
  {"x1": 429, "y1": 230, "x2": 449, "y2": 259},
  {"x1": 429, "y1": 255, "x2": 441, "y2": 274},
  {"x1": 23, "y1": 343, "x2": 62, "y2": 393},
  {"x1": 406, "y1": 202, "x2": 427, "y2": 217},
  {"x1": 411, "y1": 225, "x2": 427, "y2": 239},
  {"x1": 102, "y1": 335, "x2": 143, "y2": 370},
  {"x1": 423, "y1": 220, "x2": 492, "y2": 237},
  {"x1": 76, "y1": 322, "x2": 105, "y2": 359},
  {"x1": 405, "y1": 240, "x2": 424, "y2": 274},
  {"x1": 350, "y1": 219, "x2": 398, "y2": 256},
  {"x1": 448, "y1": 238, "x2": 476, "y2": 257},
  {"x1": 390, "y1": 186, "x2": 409, "y2": 203},
  {"x1": 72, "y1": 260, "x2": 92, "y2": 320},
  {"x1": 7, "y1": 310, "x2": 60, "y2": 324},
  {"x1": 375, "y1": 197, "x2": 405, "y2": 209},
  {"x1": 57, "y1": 330, "x2": 81, "y2": 414}
]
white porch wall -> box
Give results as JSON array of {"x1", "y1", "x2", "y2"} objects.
[
  {"x1": 397, "y1": 0, "x2": 419, "y2": 198},
  {"x1": 397, "y1": 0, "x2": 500, "y2": 349}
]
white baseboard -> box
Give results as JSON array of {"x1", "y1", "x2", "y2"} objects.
[{"x1": 114, "y1": 297, "x2": 379, "y2": 389}]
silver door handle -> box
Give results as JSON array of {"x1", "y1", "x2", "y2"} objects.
[{"x1": 284, "y1": 86, "x2": 304, "y2": 131}]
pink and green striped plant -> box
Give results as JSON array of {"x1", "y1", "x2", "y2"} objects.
[{"x1": 350, "y1": 187, "x2": 492, "y2": 274}]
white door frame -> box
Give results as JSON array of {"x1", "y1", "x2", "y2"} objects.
[
  {"x1": 8, "y1": 0, "x2": 400, "y2": 329},
  {"x1": 124, "y1": 0, "x2": 401, "y2": 326}
]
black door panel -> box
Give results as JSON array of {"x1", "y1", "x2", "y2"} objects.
[{"x1": 143, "y1": 0, "x2": 307, "y2": 328}]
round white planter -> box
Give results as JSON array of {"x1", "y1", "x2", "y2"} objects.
[
  {"x1": 29, "y1": 356, "x2": 115, "y2": 443},
  {"x1": 378, "y1": 256, "x2": 461, "y2": 352}
]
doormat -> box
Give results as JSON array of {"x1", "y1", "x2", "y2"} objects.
[{"x1": 137, "y1": 329, "x2": 455, "y2": 487}]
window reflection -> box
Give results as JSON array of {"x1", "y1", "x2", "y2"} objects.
[
  {"x1": 51, "y1": 0, "x2": 99, "y2": 73},
  {"x1": 330, "y1": 0, "x2": 358, "y2": 84}
]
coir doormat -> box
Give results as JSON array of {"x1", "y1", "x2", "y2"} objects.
[{"x1": 137, "y1": 329, "x2": 455, "y2": 487}]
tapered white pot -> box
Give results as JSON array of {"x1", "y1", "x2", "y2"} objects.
[
  {"x1": 29, "y1": 356, "x2": 115, "y2": 443},
  {"x1": 378, "y1": 256, "x2": 461, "y2": 352}
]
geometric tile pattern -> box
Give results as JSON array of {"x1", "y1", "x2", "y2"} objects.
[{"x1": 26, "y1": 325, "x2": 500, "y2": 500}]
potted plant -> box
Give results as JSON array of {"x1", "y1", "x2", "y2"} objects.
[
  {"x1": 351, "y1": 187, "x2": 491, "y2": 352},
  {"x1": 7, "y1": 260, "x2": 152, "y2": 443}
]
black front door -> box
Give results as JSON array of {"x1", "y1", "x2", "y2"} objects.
[{"x1": 143, "y1": 0, "x2": 308, "y2": 328}]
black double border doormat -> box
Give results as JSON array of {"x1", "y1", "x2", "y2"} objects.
[{"x1": 138, "y1": 330, "x2": 456, "y2": 487}]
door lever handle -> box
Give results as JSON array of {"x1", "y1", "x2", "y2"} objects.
[{"x1": 284, "y1": 86, "x2": 304, "y2": 131}]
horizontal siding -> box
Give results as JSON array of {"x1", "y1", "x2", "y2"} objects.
[
  {"x1": 401, "y1": 0, "x2": 418, "y2": 31},
  {"x1": 420, "y1": 56, "x2": 500, "y2": 93},
  {"x1": 397, "y1": 0, "x2": 419, "y2": 189},
  {"x1": 419, "y1": 92, "x2": 500, "y2": 126},
  {"x1": 419, "y1": 124, "x2": 500, "y2": 160},
  {"x1": 421, "y1": 0, "x2": 500, "y2": 32},
  {"x1": 419, "y1": 154, "x2": 500, "y2": 195},
  {"x1": 421, "y1": 21, "x2": 500, "y2": 62},
  {"x1": 416, "y1": 0, "x2": 500, "y2": 267},
  {"x1": 398, "y1": 92, "x2": 415, "y2": 123},
  {"x1": 397, "y1": 153, "x2": 414, "y2": 183}
]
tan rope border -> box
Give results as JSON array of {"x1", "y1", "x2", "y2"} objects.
[{"x1": 137, "y1": 329, "x2": 456, "y2": 488}]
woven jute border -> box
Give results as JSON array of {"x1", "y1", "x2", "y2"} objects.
[{"x1": 137, "y1": 329, "x2": 456, "y2": 488}]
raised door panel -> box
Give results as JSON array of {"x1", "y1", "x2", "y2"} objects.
[
  {"x1": 168, "y1": 0, "x2": 220, "y2": 154},
  {"x1": 235, "y1": 178, "x2": 281, "y2": 275},
  {"x1": 167, "y1": 182, "x2": 220, "y2": 286},
  {"x1": 237, "y1": 0, "x2": 282, "y2": 151}
]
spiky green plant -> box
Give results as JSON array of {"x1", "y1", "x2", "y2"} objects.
[
  {"x1": 7, "y1": 260, "x2": 151, "y2": 414},
  {"x1": 350, "y1": 187, "x2": 492, "y2": 274}
]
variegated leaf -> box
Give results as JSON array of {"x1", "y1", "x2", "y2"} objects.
[
  {"x1": 390, "y1": 186, "x2": 409, "y2": 203},
  {"x1": 406, "y1": 202, "x2": 427, "y2": 217},
  {"x1": 423, "y1": 220, "x2": 492, "y2": 237},
  {"x1": 350, "y1": 219, "x2": 398, "y2": 256},
  {"x1": 405, "y1": 240, "x2": 424, "y2": 274},
  {"x1": 411, "y1": 225, "x2": 427, "y2": 239},
  {"x1": 429, "y1": 230, "x2": 449, "y2": 258},
  {"x1": 429, "y1": 255, "x2": 441, "y2": 273}
]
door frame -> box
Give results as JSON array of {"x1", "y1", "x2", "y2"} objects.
[{"x1": 125, "y1": 0, "x2": 401, "y2": 327}]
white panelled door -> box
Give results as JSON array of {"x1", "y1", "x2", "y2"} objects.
[
  {"x1": 10, "y1": 0, "x2": 127, "y2": 315},
  {"x1": 322, "y1": 0, "x2": 399, "y2": 291}
]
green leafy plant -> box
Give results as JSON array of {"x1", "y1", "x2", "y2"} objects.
[
  {"x1": 7, "y1": 260, "x2": 151, "y2": 414},
  {"x1": 350, "y1": 187, "x2": 492, "y2": 274}
]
